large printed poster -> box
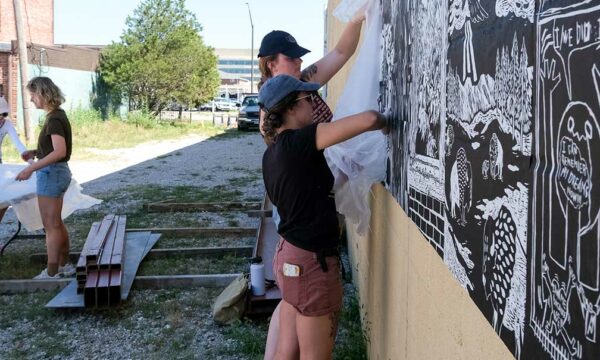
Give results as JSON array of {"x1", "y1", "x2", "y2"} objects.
[{"x1": 379, "y1": 0, "x2": 600, "y2": 358}]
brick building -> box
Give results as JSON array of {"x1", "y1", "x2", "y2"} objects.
[
  {"x1": 0, "y1": 1, "x2": 101, "y2": 129},
  {"x1": 0, "y1": 0, "x2": 54, "y2": 120}
]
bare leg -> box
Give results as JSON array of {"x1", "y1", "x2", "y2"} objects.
[
  {"x1": 264, "y1": 302, "x2": 281, "y2": 360},
  {"x1": 38, "y1": 196, "x2": 69, "y2": 276},
  {"x1": 274, "y1": 300, "x2": 300, "y2": 360},
  {"x1": 296, "y1": 309, "x2": 341, "y2": 360}
]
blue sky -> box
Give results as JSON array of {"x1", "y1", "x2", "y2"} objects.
[{"x1": 55, "y1": 0, "x2": 328, "y2": 66}]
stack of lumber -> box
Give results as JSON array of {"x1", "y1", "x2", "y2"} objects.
[{"x1": 75, "y1": 214, "x2": 126, "y2": 308}]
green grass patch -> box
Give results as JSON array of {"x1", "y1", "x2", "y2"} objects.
[
  {"x1": 62, "y1": 184, "x2": 249, "y2": 248},
  {"x1": 137, "y1": 254, "x2": 248, "y2": 276},
  {"x1": 1, "y1": 108, "x2": 235, "y2": 162},
  {"x1": 334, "y1": 290, "x2": 368, "y2": 360},
  {"x1": 153, "y1": 236, "x2": 255, "y2": 249},
  {"x1": 219, "y1": 319, "x2": 269, "y2": 359},
  {"x1": 0, "y1": 253, "x2": 42, "y2": 280}
]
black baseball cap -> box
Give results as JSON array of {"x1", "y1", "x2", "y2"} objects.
[{"x1": 257, "y1": 30, "x2": 311, "y2": 58}]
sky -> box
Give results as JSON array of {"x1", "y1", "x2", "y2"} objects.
[{"x1": 54, "y1": 0, "x2": 328, "y2": 66}]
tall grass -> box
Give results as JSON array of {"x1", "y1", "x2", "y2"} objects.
[{"x1": 1, "y1": 107, "x2": 229, "y2": 162}]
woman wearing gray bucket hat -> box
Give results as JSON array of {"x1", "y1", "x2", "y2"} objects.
[
  {"x1": 259, "y1": 74, "x2": 386, "y2": 359},
  {"x1": 258, "y1": 7, "x2": 368, "y2": 360}
]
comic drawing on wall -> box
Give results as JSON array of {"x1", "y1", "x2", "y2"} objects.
[
  {"x1": 380, "y1": 0, "x2": 411, "y2": 208},
  {"x1": 445, "y1": 1, "x2": 533, "y2": 357},
  {"x1": 530, "y1": 2, "x2": 600, "y2": 359},
  {"x1": 404, "y1": 0, "x2": 448, "y2": 254},
  {"x1": 380, "y1": 0, "x2": 600, "y2": 357}
]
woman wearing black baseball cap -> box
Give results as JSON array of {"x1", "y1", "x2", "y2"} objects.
[
  {"x1": 259, "y1": 74, "x2": 387, "y2": 359},
  {"x1": 257, "y1": 7, "x2": 367, "y2": 135},
  {"x1": 258, "y1": 7, "x2": 368, "y2": 359}
]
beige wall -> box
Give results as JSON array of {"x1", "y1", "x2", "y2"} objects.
[{"x1": 326, "y1": 1, "x2": 513, "y2": 358}]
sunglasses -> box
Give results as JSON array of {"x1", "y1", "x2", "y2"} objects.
[
  {"x1": 295, "y1": 93, "x2": 314, "y2": 105},
  {"x1": 0, "y1": 113, "x2": 7, "y2": 117}
]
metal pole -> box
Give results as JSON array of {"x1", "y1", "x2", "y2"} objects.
[
  {"x1": 13, "y1": 0, "x2": 32, "y2": 143},
  {"x1": 246, "y1": 3, "x2": 254, "y2": 93}
]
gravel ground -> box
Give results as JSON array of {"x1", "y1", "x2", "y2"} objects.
[
  {"x1": 0, "y1": 131, "x2": 268, "y2": 359},
  {"x1": 0, "y1": 131, "x2": 264, "y2": 243},
  {"x1": 0, "y1": 130, "x2": 366, "y2": 359}
]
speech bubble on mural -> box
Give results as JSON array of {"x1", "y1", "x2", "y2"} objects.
[{"x1": 558, "y1": 135, "x2": 591, "y2": 210}]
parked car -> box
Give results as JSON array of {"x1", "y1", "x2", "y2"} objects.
[
  {"x1": 214, "y1": 98, "x2": 238, "y2": 111},
  {"x1": 199, "y1": 101, "x2": 214, "y2": 111},
  {"x1": 237, "y1": 94, "x2": 260, "y2": 131}
]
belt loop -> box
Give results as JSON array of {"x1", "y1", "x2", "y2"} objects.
[{"x1": 316, "y1": 249, "x2": 329, "y2": 272}]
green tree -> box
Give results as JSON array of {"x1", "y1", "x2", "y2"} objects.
[{"x1": 98, "y1": 0, "x2": 220, "y2": 115}]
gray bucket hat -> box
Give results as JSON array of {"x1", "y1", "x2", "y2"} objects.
[{"x1": 258, "y1": 75, "x2": 320, "y2": 111}]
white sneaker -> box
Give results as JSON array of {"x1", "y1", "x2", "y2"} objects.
[
  {"x1": 33, "y1": 268, "x2": 61, "y2": 280},
  {"x1": 58, "y1": 263, "x2": 76, "y2": 277}
]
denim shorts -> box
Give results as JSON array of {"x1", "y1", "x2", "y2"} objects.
[{"x1": 36, "y1": 162, "x2": 71, "y2": 198}]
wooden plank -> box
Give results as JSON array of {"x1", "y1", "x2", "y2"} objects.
[
  {"x1": 96, "y1": 270, "x2": 111, "y2": 307},
  {"x1": 31, "y1": 246, "x2": 254, "y2": 262},
  {"x1": 132, "y1": 274, "x2": 241, "y2": 289},
  {"x1": 109, "y1": 269, "x2": 122, "y2": 306},
  {"x1": 246, "y1": 209, "x2": 273, "y2": 218},
  {"x1": 248, "y1": 194, "x2": 281, "y2": 315},
  {"x1": 0, "y1": 278, "x2": 71, "y2": 293},
  {"x1": 0, "y1": 273, "x2": 243, "y2": 294},
  {"x1": 98, "y1": 216, "x2": 119, "y2": 270},
  {"x1": 254, "y1": 218, "x2": 279, "y2": 282},
  {"x1": 87, "y1": 214, "x2": 115, "y2": 264},
  {"x1": 141, "y1": 246, "x2": 254, "y2": 259},
  {"x1": 76, "y1": 222, "x2": 100, "y2": 274},
  {"x1": 145, "y1": 201, "x2": 261, "y2": 213},
  {"x1": 84, "y1": 270, "x2": 99, "y2": 308},
  {"x1": 110, "y1": 216, "x2": 127, "y2": 270},
  {"x1": 125, "y1": 227, "x2": 256, "y2": 237}
]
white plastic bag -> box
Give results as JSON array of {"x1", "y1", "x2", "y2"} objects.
[
  {"x1": 332, "y1": 0, "x2": 370, "y2": 23},
  {"x1": 326, "y1": 0, "x2": 385, "y2": 235},
  {"x1": 1, "y1": 164, "x2": 102, "y2": 231},
  {"x1": 0, "y1": 164, "x2": 37, "y2": 207}
]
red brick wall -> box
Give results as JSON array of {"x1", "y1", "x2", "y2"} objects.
[
  {"x1": 0, "y1": 0, "x2": 54, "y2": 45},
  {"x1": 0, "y1": 53, "x2": 17, "y2": 125}
]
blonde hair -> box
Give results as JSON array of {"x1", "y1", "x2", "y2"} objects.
[
  {"x1": 26, "y1": 77, "x2": 65, "y2": 110},
  {"x1": 258, "y1": 55, "x2": 277, "y2": 90}
]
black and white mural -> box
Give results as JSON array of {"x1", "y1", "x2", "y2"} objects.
[{"x1": 379, "y1": 0, "x2": 599, "y2": 358}]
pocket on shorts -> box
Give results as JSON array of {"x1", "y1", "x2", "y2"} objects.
[
  {"x1": 279, "y1": 270, "x2": 304, "y2": 308},
  {"x1": 52, "y1": 165, "x2": 71, "y2": 194}
]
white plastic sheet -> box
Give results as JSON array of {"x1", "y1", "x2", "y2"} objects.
[
  {"x1": 332, "y1": 0, "x2": 369, "y2": 23},
  {"x1": 1, "y1": 164, "x2": 102, "y2": 231},
  {"x1": 326, "y1": 0, "x2": 386, "y2": 235}
]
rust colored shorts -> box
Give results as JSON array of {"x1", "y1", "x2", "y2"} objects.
[{"x1": 273, "y1": 239, "x2": 343, "y2": 317}]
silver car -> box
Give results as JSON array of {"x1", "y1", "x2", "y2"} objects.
[{"x1": 237, "y1": 95, "x2": 260, "y2": 131}]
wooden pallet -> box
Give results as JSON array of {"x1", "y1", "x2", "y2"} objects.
[{"x1": 247, "y1": 195, "x2": 281, "y2": 316}]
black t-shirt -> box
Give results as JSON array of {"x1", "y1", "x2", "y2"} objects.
[
  {"x1": 262, "y1": 122, "x2": 339, "y2": 252},
  {"x1": 37, "y1": 109, "x2": 72, "y2": 162}
]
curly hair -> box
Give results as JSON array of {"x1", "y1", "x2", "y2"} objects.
[
  {"x1": 261, "y1": 91, "x2": 300, "y2": 143},
  {"x1": 26, "y1": 77, "x2": 65, "y2": 110}
]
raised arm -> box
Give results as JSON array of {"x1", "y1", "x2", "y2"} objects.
[
  {"x1": 301, "y1": 15, "x2": 364, "y2": 86},
  {"x1": 315, "y1": 110, "x2": 386, "y2": 150}
]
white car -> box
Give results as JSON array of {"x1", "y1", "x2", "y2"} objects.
[{"x1": 214, "y1": 98, "x2": 237, "y2": 111}]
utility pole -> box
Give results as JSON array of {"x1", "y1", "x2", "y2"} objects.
[
  {"x1": 13, "y1": 0, "x2": 32, "y2": 143},
  {"x1": 245, "y1": 2, "x2": 254, "y2": 93}
]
